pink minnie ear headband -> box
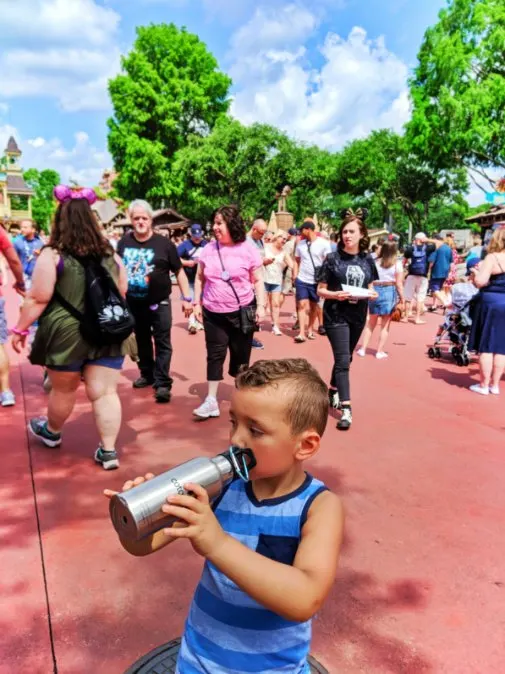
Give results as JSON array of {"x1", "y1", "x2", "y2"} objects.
[{"x1": 53, "y1": 184, "x2": 97, "y2": 205}]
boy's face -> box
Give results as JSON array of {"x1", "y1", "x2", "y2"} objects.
[{"x1": 229, "y1": 386, "x2": 321, "y2": 479}]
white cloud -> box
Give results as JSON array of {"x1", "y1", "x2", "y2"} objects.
[
  {"x1": 1, "y1": 0, "x2": 120, "y2": 46},
  {"x1": 0, "y1": 0, "x2": 121, "y2": 112},
  {"x1": 230, "y1": 12, "x2": 411, "y2": 149},
  {"x1": 0, "y1": 125, "x2": 111, "y2": 187}
]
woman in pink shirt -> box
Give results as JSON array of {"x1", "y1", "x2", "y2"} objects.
[{"x1": 192, "y1": 206, "x2": 264, "y2": 419}]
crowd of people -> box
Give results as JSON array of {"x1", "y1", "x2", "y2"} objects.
[{"x1": 1, "y1": 187, "x2": 504, "y2": 467}]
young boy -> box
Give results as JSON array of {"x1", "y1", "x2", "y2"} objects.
[{"x1": 105, "y1": 358, "x2": 344, "y2": 673}]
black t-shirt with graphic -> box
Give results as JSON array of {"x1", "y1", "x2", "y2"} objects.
[
  {"x1": 117, "y1": 232, "x2": 182, "y2": 304},
  {"x1": 319, "y1": 249, "x2": 378, "y2": 326}
]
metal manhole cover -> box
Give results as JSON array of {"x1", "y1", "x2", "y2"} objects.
[{"x1": 125, "y1": 638, "x2": 329, "y2": 673}]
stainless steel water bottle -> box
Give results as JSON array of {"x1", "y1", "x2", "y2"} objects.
[{"x1": 109, "y1": 447, "x2": 255, "y2": 542}]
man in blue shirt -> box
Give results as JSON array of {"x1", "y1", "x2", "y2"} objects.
[
  {"x1": 428, "y1": 234, "x2": 454, "y2": 311},
  {"x1": 14, "y1": 219, "x2": 43, "y2": 289},
  {"x1": 177, "y1": 224, "x2": 207, "y2": 334}
]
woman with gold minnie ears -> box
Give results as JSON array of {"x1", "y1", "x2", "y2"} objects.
[{"x1": 317, "y1": 208, "x2": 378, "y2": 430}]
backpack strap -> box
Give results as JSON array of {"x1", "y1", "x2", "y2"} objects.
[{"x1": 52, "y1": 288, "x2": 84, "y2": 322}]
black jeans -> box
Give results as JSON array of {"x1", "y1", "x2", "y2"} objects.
[
  {"x1": 203, "y1": 307, "x2": 254, "y2": 381},
  {"x1": 325, "y1": 320, "x2": 365, "y2": 401},
  {"x1": 129, "y1": 299, "x2": 173, "y2": 389}
]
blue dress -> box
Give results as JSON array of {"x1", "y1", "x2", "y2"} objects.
[{"x1": 469, "y1": 272, "x2": 505, "y2": 355}]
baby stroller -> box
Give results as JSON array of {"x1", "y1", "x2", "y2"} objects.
[{"x1": 427, "y1": 283, "x2": 478, "y2": 367}]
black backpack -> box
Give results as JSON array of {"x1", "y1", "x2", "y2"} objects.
[{"x1": 54, "y1": 256, "x2": 135, "y2": 347}]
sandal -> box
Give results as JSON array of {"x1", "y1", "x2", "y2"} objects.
[
  {"x1": 307, "y1": 332, "x2": 316, "y2": 340},
  {"x1": 294, "y1": 335, "x2": 306, "y2": 343}
]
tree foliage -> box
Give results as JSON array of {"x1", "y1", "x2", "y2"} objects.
[
  {"x1": 23, "y1": 168, "x2": 60, "y2": 232},
  {"x1": 334, "y1": 130, "x2": 468, "y2": 236},
  {"x1": 107, "y1": 23, "x2": 232, "y2": 202},
  {"x1": 171, "y1": 117, "x2": 339, "y2": 224},
  {"x1": 407, "y1": 0, "x2": 505, "y2": 193}
]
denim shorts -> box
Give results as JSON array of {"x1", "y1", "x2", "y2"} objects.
[
  {"x1": 295, "y1": 279, "x2": 319, "y2": 303},
  {"x1": 0, "y1": 298, "x2": 7, "y2": 345},
  {"x1": 264, "y1": 282, "x2": 282, "y2": 293},
  {"x1": 47, "y1": 355, "x2": 125, "y2": 372}
]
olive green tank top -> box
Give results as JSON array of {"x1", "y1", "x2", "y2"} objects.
[{"x1": 29, "y1": 253, "x2": 125, "y2": 367}]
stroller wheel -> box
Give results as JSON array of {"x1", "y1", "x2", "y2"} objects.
[
  {"x1": 463, "y1": 355, "x2": 470, "y2": 367},
  {"x1": 428, "y1": 347, "x2": 436, "y2": 359},
  {"x1": 455, "y1": 354, "x2": 464, "y2": 367},
  {"x1": 434, "y1": 347, "x2": 442, "y2": 359},
  {"x1": 451, "y1": 346, "x2": 460, "y2": 357}
]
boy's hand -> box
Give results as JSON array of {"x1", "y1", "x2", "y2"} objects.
[
  {"x1": 161, "y1": 482, "x2": 227, "y2": 557},
  {"x1": 103, "y1": 473, "x2": 155, "y2": 500}
]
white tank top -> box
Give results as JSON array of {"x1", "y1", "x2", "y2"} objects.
[
  {"x1": 375, "y1": 259, "x2": 402, "y2": 283},
  {"x1": 264, "y1": 247, "x2": 287, "y2": 285}
]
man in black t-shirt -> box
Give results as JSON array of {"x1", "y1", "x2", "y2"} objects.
[{"x1": 117, "y1": 200, "x2": 192, "y2": 403}]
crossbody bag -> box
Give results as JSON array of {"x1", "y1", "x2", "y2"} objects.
[
  {"x1": 216, "y1": 243, "x2": 256, "y2": 335},
  {"x1": 306, "y1": 241, "x2": 324, "y2": 283}
]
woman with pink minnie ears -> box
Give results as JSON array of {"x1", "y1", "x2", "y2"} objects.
[{"x1": 11, "y1": 186, "x2": 129, "y2": 470}]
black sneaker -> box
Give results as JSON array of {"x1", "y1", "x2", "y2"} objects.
[
  {"x1": 133, "y1": 376, "x2": 154, "y2": 389},
  {"x1": 318, "y1": 326, "x2": 326, "y2": 336},
  {"x1": 155, "y1": 386, "x2": 172, "y2": 403},
  {"x1": 252, "y1": 338, "x2": 264, "y2": 350},
  {"x1": 94, "y1": 446, "x2": 119, "y2": 470},
  {"x1": 328, "y1": 389, "x2": 340, "y2": 409},
  {"x1": 337, "y1": 407, "x2": 352, "y2": 431},
  {"x1": 28, "y1": 417, "x2": 62, "y2": 448}
]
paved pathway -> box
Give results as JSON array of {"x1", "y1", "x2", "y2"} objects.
[{"x1": 1, "y1": 294, "x2": 504, "y2": 674}]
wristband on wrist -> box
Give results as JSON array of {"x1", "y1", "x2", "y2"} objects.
[
  {"x1": 181, "y1": 296, "x2": 193, "y2": 303},
  {"x1": 10, "y1": 327, "x2": 29, "y2": 336},
  {"x1": 15, "y1": 281, "x2": 26, "y2": 290}
]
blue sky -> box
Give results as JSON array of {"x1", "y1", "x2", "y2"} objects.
[{"x1": 4, "y1": 0, "x2": 478, "y2": 200}]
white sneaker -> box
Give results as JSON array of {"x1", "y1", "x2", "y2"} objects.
[
  {"x1": 469, "y1": 384, "x2": 489, "y2": 396},
  {"x1": 376, "y1": 351, "x2": 389, "y2": 360},
  {"x1": 356, "y1": 348, "x2": 366, "y2": 357},
  {"x1": 1, "y1": 390, "x2": 15, "y2": 407},
  {"x1": 490, "y1": 386, "x2": 500, "y2": 395},
  {"x1": 272, "y1": 325, "x2": 282, "y2": 336},
  {"x1": 196, "y1": 320, "x2": 205, "y2": 331},
  {"x1": 193, "y1": 396, "x2": 220, "y2": 419}
]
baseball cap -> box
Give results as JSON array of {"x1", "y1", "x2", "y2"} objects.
[
  {"x1": 466, "y1": 257, "x2": 480, "y2": 273},
  {"x1": 300, "y1": 220, "x2": 315, "y2": 231},
  {"x1": 414, "y1": 232, "x2": 427, "y2": 241},
  {"x1": 190, "y1": 224, "x2": 203, "y2": 237}
]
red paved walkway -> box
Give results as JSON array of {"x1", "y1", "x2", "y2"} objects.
[{"x1": 1, "y1": 293, "x2": 504, "y2": 674}]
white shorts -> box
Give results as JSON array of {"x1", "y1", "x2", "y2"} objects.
[{"x1": 404, "y1": 275, "x2": 428, "y2": 303}]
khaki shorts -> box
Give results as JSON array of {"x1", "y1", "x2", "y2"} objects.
[{"x1": 404, "y1": 275, "x2": 428, "y2": 303}]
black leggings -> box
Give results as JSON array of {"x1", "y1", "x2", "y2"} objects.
[
  {"x1": 326, "y1": 320, "x2": 366, "y2": 401},
  {"x1": 203, "y1": 307, "x2": 254, "y2": 381}
]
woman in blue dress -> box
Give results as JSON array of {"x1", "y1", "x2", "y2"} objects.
[{"x1": 468, "y1": 226, "x2": 505, "y2": 395}]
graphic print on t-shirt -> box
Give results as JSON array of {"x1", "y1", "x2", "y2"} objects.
[
  {"x1": 122, "y1": 247, "x2": 155, "y2": 297},
  {"x1": 346, "y1": 265, "x2": 366, "y2": 288}
]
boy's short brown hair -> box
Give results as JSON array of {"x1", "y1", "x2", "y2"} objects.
[{"x1": 235, "y1": 358, "x2": 328, "y2": 436}]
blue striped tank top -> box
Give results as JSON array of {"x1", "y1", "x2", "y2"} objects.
[{"x1": 176, "y1": 473, "x2": 328, "y2": 673}]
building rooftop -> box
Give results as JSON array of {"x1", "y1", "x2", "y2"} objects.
[
  {"x1": 7, "y1": 174, "x2": 33, "y2": 195},
  {"x1": 6, "y1": 136, "x2": 21, "y2": 154}
]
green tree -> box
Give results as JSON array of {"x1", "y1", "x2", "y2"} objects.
[
  {"x1": 107, "y1": 23, "x2": 232, "y2": 202},
  {"x1": 407, "y1": 0, "x2": 505, "y2": 195},
  {"x1": 23, "y1": 168, "x2": 60, "y2": 232},
  {"x1": 334, "y1": 130, "x2": 468, "y2": 239},
  {"x1": 171, "y1": 116, "x2": 341, "y2": 224}
]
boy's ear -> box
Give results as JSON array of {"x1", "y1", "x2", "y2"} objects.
[{"x1": 294, "y1": 429, "x2": 321, "y2": 462}]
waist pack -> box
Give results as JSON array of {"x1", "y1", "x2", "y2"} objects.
[
  {"x1": 409, "y1": 245, "x2": 427, "y2": 276},
  {"x1": 54, "y1": 256, "x2": 135, "y2": 347}
]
